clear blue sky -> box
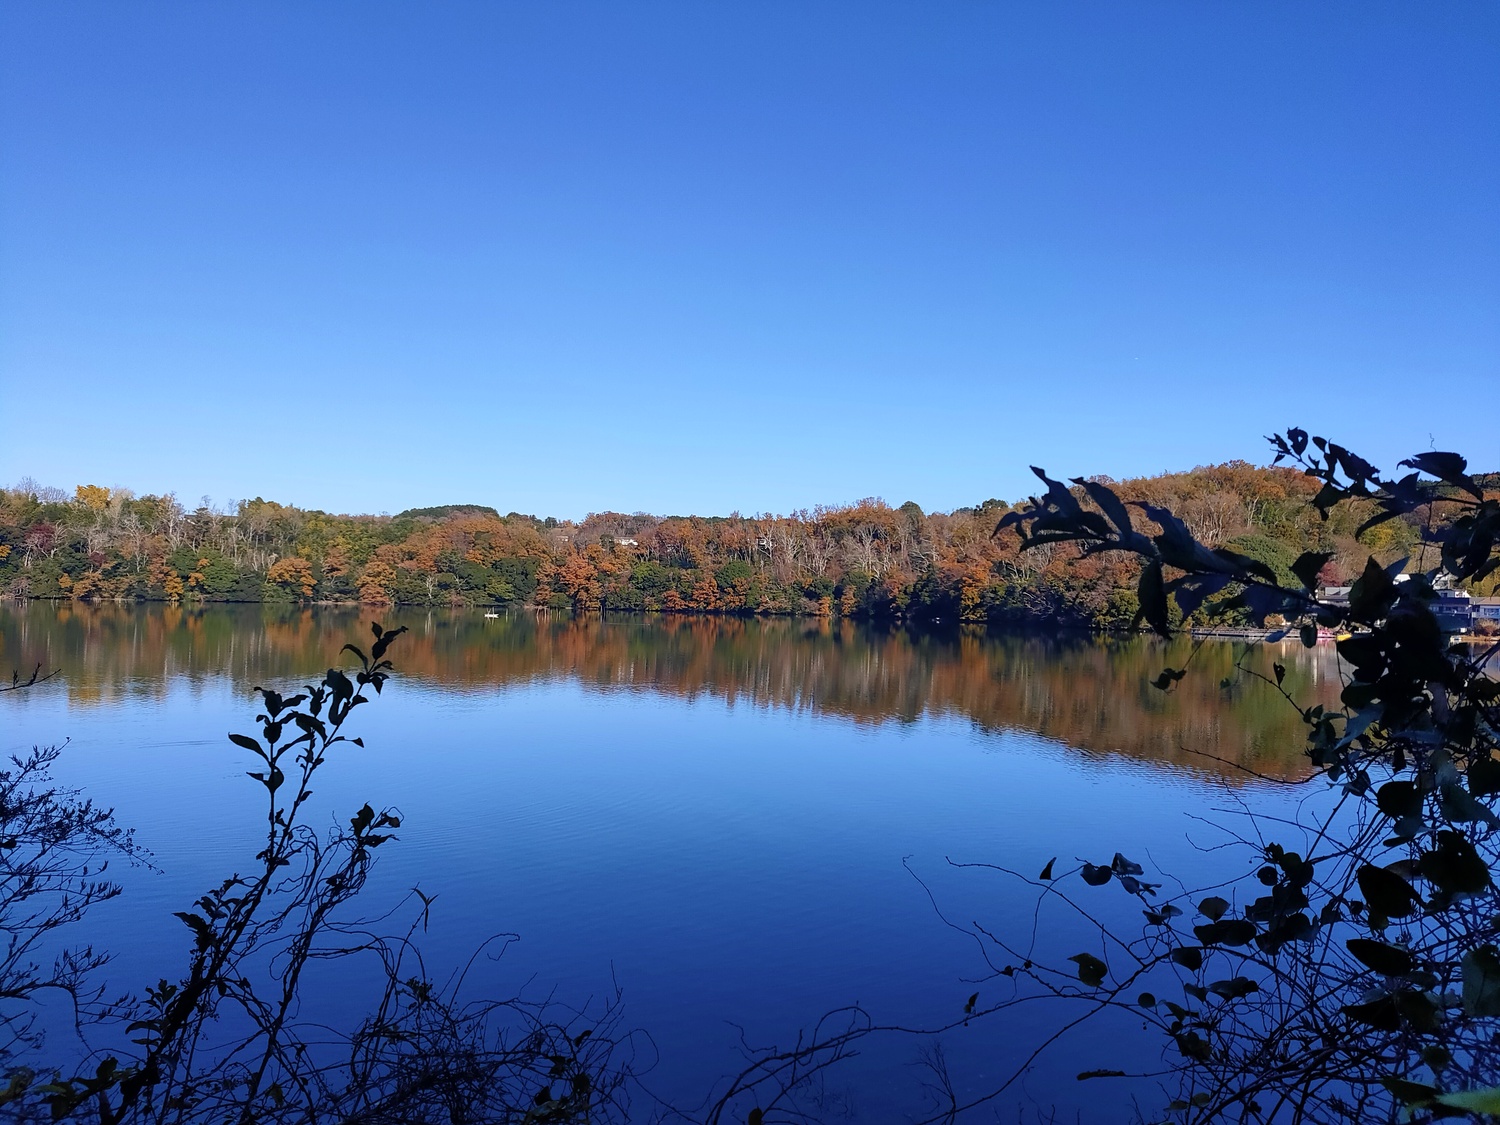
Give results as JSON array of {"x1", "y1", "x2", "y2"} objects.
[{"x1": 2, "y1": 3, "x2": 1496, "y2": 519}]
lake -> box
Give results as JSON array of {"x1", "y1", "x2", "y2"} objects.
[{"x1": 0, "y1": 603, "x2": 1341, "y2": 1122}]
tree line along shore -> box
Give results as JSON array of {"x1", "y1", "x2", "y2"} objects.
[{"x1": 3, "y1": 462, "x2": 1495, "y2": 630}]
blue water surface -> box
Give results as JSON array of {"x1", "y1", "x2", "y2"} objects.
[{"x1": 0, "y1": 605, "x2": 1337, "y2": 1122}]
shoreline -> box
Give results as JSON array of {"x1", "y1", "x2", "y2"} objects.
[{"x1": 11, "y1": 595, "x2": 1491, "y2": 646}]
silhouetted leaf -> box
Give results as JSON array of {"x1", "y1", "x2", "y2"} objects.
[
  {"x1": 1418, "y1": 831, "x2": 1491, "y2": 896},
  {"x1": 1170, "y1": 946, "x2": 1203, "y2": 971},
  {"x1": 1376, "y1": 780, "x2": 1422, "y2": 820},
  {"x1": 1074, "y1": 478, "x2": 1133, "y2": 538},
  {"x1": 1382, "y1": 1077, "x2": 1440, "y2": 1105},
  {"x1": 1394, "y1": 989, "x2": 1441, "y2": 1032},
  {"x1": 1151, "y1": 667, "x2": 1185, "y2": 692},
  {"x1": 1346, "y1": 939, "x2": 1414, "y2": 976},
  {"x1": 350, "y1": 803, "x2": 376, "y2": 836},
  {"x1": 1400, "y1": 451, "x2": 1483, "y2": 499},
  {"x1": 1207, "y1": 977, "x2": 1258, "y2": 1001},
  {"x1": 1291, "y1": 551, "x2": 1333, "y2": 592},
  {"x1": 1469, "y1": 757, "x2": 1500, "y2": 797},
  {"x1": 1169, "y1": 573, "x2": 1232, "y2": 620},
  {"x1": 1111, "y1": 853, "x2": 1143, "y2": 876},
  {"x1": 1358, "y1": 863, "x2": 1419, "y2": 919},
  {"x1": 1348, "y1": 556, "x2": 1397, "y2": 622},
  {"x1": 1439, "y1": 783, "x2": 1500, "y2": 827},
  {"x1": 1138, "y1": 561, "x2": 1169, "y2": 637},
  {"x1": 1197, "y1": 896, "x2": 1229, "y2": 921},
  {"x1": 1343, "y1": 995, "x2": 1400, "y2": 1030},
  {"x1": 1068, "y1": 953, "x2": 1107, "y2": 987},
  {"x1": 1463, "y1": 946, "x2": 1500, "y2": 1017},
  {"x1": 1174, "y1": 1031, "x2": 1210, "y2": 1061},
  {"x1": 326, "y1": 669, "x2": 354, "y2": 703},
  {"x1": 1193, "y1": 920, "x2": 1256, "y2": 947}
]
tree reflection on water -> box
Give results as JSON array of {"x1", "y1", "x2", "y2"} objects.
[{"x1": 3, "y1": 603, "x2": 1339, "y2": 778}]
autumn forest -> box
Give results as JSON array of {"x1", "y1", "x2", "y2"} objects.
[{"x1": 3, "y1": 461, "x2": 1490, "y2": 630}]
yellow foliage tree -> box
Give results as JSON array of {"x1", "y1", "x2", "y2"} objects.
[
  {"x1": 75, "y1": 484, "x2": 110, "y2": 512},
  {"x1": 267, "y1": 556, "x2": 316, "y2": 600},
  {"x1": 153, "y1": 558, "x2": 186, "y2": 600},
  {"x1": 358, "y1": 558, "x2": 396, "y2": 604}
]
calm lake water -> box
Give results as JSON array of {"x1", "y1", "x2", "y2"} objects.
[{"x1": 0, "y1": 603, "x2": 1342, "y2": 1121}]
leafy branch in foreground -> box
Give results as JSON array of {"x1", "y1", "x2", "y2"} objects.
[
  {"x1": 0, "y1": 744, "x2": 141, "y2": 1087},
  {"x1": 950, "y1": 432, "x2": 1500, "y2": 1122},
  {"x1": 1, "y1": 623, "x2": 638, "y2": 1124}
]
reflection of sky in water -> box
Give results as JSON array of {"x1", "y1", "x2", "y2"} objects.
[{"x1": 1, "y1": 605, "x2": 1338, "y2": 1120}]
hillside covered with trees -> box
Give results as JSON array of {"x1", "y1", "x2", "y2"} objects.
[{"x1": 2, "y1": 462, "x2": 1489, "y2": 628}]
